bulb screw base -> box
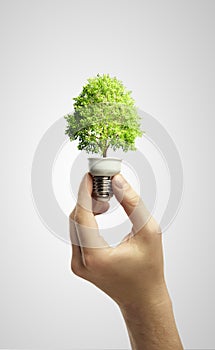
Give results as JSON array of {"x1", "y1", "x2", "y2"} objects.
[{"x1": 92, "y1": 176, "x2": 113, "y2": 202}]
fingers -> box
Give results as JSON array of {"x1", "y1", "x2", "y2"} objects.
[
  {"x1": 92, "y1": 198, "x2": 110, "y2": 215},
  {"x1": 70, "y1": 200, "x2": 109, "y2": 248},
  {"x1": 74, "y1": 173, "x2": 109, "y2": 250},
  {"x1": 112, "y1": 174, "x2": 153, "y2": 235},
  {"x1": 69, "y1": 208, "x2": 85, "y2": 269}
]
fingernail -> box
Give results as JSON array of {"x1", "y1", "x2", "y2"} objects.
[{"x1": 113, "y1": 174, "x2": 126, "y2": 189}]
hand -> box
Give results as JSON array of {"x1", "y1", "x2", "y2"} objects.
[
  {"x1": 70, "y1": 173, "x2": 164, "y2": 306},
  {"x1": 70, "y1": 173, "x2": 183, "y2": 349}
]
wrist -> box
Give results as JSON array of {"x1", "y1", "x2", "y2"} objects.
[
  {"x1": 119, "y1": 283, "x2": 183, "y2": 350},
  {"x1": 119, "y1": 282, "x2": 171, "y2": 324}
]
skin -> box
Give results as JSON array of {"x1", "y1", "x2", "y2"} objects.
[{"x1": 70, "y1": 173, "x2": 184, "y2": 350}]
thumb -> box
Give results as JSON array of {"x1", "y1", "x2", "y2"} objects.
[{"x1": 112, "y1": 174, "x2": 151, "y2": 234}]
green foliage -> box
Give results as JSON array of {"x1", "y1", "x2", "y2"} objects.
[{"x1": 65, "y1": 74, "x2": 143, "y2": 157}]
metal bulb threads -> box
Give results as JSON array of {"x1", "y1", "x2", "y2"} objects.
[
  {"x1": 88, "y1": 157, "x2": 122, "y2": 202},
  {"x1": 92, "y1": 176, "x2": 113, "y2": 202}
]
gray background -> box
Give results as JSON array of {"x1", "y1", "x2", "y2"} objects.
[{"x1": 0, "y1": 0, "x2": 214, "y2": 349}]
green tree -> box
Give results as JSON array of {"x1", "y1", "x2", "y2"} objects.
[{"x1": 65, "y1": 74, "x2": 143, "y2": 157}]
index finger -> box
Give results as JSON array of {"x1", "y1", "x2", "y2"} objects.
[{"x1": 74, "y1": 173, "x2": 110, "y2": 251}]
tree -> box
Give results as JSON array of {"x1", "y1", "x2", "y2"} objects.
[{"x1": 65, "y1": 74, "x2": 143, "y2": 157}]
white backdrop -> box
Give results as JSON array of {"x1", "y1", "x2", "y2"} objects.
[{"x1": 0, "y1": 0, "x2": 214, "y2": 349}]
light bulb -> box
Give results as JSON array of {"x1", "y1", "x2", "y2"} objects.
[{"x1": 88, "y1": 157, "x2": 122, "y2": 202}]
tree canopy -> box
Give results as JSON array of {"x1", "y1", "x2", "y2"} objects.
[{"x1": 65, "y1": 74, "x2": 143, "y2": 157}]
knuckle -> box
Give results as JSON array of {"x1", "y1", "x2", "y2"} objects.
[
  {"x1": 71, "y1": 260, "x2": 84, "y2": 277},
  {"x1": 69, "y1": 213, "x2": 73, "y2": 220},
  {"x1": 74, "y1": 210, "x2": 82, "y2": 224},
  {"x1": 83, "y1": 251, "x2": 109, "y2": 272},
  {"x1": 127, "y1": 191, "x2": 140, "y2": 208},
  {"x1": 142, "y1": 219, "x2": 162, "y2": 241},
  {"x1": 69, "y1": 209, "x2": 75, "y2": 220},
  {"x1": 148, "y1": 219, "x2": 161, "y2": 234}
]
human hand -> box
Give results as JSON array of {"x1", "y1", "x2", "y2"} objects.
[
  {"x1": 70, "y1": 173, "x2": 166, "y2": 308},
  {"x1": 70, "y1": 173, "x2": 183, "y2": 349}
]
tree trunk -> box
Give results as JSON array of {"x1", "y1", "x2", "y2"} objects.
[{"x1": 102, "y1": 144, "x2": 109, "y2": 157}]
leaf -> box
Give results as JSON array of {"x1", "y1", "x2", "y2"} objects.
[{"x1": 65, "y1": 74, "x2": 144, "y2": 156}]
